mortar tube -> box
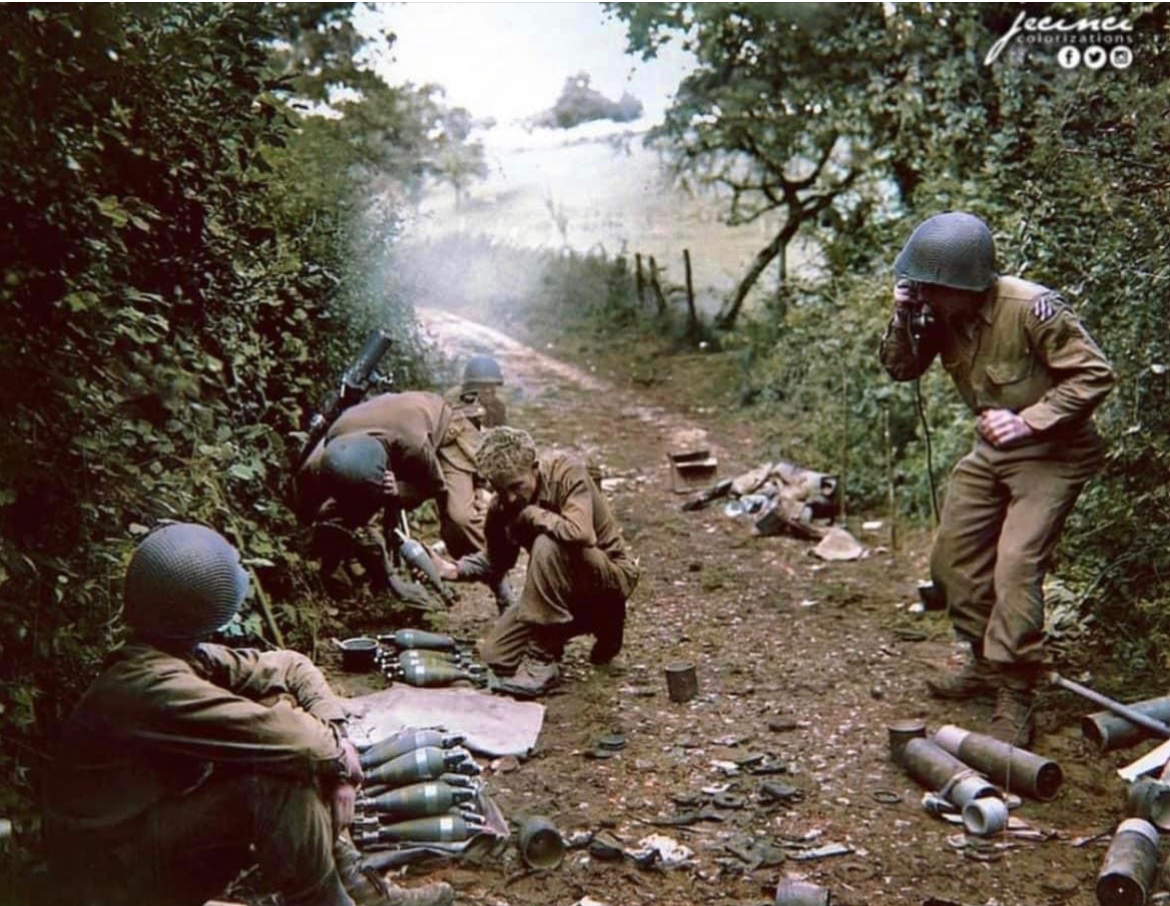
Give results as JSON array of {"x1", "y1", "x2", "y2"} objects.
[
  {"x1": 901, "y1": 737, "x2": 999, "y2": 808},
  {"x1": 1082, "y1": 696, "x2": 1170, "y2": 753},
  {"x1": 933, "y1": 724, "x2": 1064, "y2": 802}
]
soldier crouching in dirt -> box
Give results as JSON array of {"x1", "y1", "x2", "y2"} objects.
[
  {"x1": 297, "y1": 389, "x2": 514, "y2": 612},
  {"x1": 879, "y1": 211, "x2": 1115, "y2": 747},
  {"x1": 434, "y1": 427, "x2": 639, "y2": 698},
  {"x1": 41, "y1": 523, "x2": 452, "y2": 906}
]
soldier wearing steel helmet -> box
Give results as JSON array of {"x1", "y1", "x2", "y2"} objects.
[
  {"x1": 297, "y1": 390, "x2": 515, "y2": 612},
  {"x1": 880, "y1": 211, "x2": 1115, "y2": 747},
  {"x1": 41, "y1": 523, "x2": 452, "y2": 906},
  {"x1": 446, "y1": 354, "x2": 508, "y2": 429}
]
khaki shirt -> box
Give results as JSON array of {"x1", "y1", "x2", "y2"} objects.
[
  {"x1": 456, "y1": 452, "x2": 638, "y2": 587},
  {"x1": 445, "y1": 384, "x2": 507, "y2": 429},
  {"x1": 880, "y1": 276, "x2": 1116, "y2": 435},
  {"x1": 299, "y1": 391, "x2": 479, "y2": 515},
  {"x1": 44, "y1": 643, "x2": 346, "y2": 830}
]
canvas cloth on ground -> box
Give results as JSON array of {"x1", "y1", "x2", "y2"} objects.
[{"x1": 347, "y1": 684, "x2": 545, "y2": 758}]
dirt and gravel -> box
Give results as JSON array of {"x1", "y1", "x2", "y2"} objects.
[{"x1": 328, "y1": 308, "x2": 1148, "y2": 906}]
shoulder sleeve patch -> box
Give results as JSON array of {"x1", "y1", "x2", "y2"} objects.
[{"x1": 1029, "y1": 290, "x2": 1065, "y2": 323}]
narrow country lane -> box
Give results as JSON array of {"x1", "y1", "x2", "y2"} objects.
[{"x1": 381, "y1": 307, "x2": 1127, "y2": 906}]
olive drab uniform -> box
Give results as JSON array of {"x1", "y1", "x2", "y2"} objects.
[
  {"x1": 455, "y1": 452, "x2": 639, "y2": 672},
  {"x1": 880, "y1": 275, "x2": 1116, "y2": 665},
  {"x1": 300, "y1": 391, "x2": 485, "y2": 558},
  {"x1": 43, "y1": 643, "x2": 352, "y2": 906},
  {"x1": 445, "y1": 383, "x2": 507, "y2": 429}
]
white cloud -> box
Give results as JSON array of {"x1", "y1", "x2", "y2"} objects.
[{"x1": 356, "y1": 1, "x2": 694, "y2": 123}]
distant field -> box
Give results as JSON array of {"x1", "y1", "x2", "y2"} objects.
[{"x1": 406, "y1": 122, "x2": 814, "y2": 315}]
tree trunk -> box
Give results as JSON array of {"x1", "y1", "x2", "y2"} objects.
[{"x1": 715, "y1": 220, "x2": 798, "y2": 330}]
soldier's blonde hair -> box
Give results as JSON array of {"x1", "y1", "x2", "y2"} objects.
[{"x1": 476, "y1": 426, "x2": 537, "y2": 485}]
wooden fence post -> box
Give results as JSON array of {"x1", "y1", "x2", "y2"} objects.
[
  {"x1": 648, "y1": 255, "x2": 667, "y2": 315},
  {"x1": 635, "y1": 253, "x2": 645, "y2": 305},
  {"x1": 683, "y1": 249, "x2": 699, "y2": 339}
]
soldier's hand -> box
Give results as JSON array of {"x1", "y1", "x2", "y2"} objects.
[
  {"x1": 894, "y1": 279, "x2": 916, "y2": 312},
  {"x1": 433, "y1": 555, "x2": 459, "y2": 581},
  {"x1": 339, "y1": 739, "x2": 363, "y2": 783},
  {"x1": 329, "y1": 780, "x2": 358, "y2": 831},
  {"x1": 977, "y1": 408, "x2": 1035, "y2": 448},
  {"x1": 382, "y1": 469, "x2": 400, "y2": 500}
]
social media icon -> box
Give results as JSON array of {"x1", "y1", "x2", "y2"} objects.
[
  {"x1": 1111, "y1": 46, "x2": 1134, "y2": 69},
  {"x1": 1084, "y1": 46, "x2": 1107, "y2": 69},
  {"x1": 1057, "y1": 46, "x2": 1081, "y2": 69}
]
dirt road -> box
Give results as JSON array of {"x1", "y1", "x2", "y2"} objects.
[{"x1": 386, "y1": 308, "x2": 1134, "y2": 906}]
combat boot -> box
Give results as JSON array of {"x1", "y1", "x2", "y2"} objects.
[
  {"x1": 925, "y1": 644, "x2": 999, "y2": 701},
  {"x1": 990, "y1": 666, "x2": 1038, "y2": 748},
  {"x1": 589, "y1": 598, "x2": 626, "y2": 666},
  {"x1": 336, "y1": 839, "x2": 453, "y2": 906},
  {"x1": 496, "y1": 630, "x2": 566, "y2": 698},
  {"x1": 496, "y1": 655, "x2": 559, "y2": 699}
]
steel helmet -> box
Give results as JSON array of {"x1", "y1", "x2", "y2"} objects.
[
  {"x1": 894, "y1": 212, "x2": 997, "y2": 291},
  {"x1": 320, "y1": 433, "x2": 387, "y2": 522},
  {"x1": 462, "y1": 355, "x2": 503, "y2": 386},
  {"x1": 123, "y1": 523, "x2": 250, "y2": 640}
]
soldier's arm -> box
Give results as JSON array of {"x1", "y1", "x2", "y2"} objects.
[
  {"x1": 879, "y1": 311, "x2": 940, "y2": 382},
  {"x1": 454, "y1": 503, "x2": 519, "y2": 581},
  {"x1": 522, "y1": 462, "x2": 597, "y2": 547},
  {"x1": 1017, "y1": 292, "x2": 1117, "y2": 432},
  {"x1": 133, "y1": 656, "x2": 347, "y2": 778},
  {"x1": 193, "y1": 644, "x2": 347, "y2": 725}
]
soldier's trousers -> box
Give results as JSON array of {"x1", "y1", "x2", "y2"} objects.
[
  {"x1": 480, "y1": 534, "x2": 639, "y2": 671},
  {"x1": 437, "y1": 415, "x2": 486, "y2": 558},
  {"x1": 48, "y1": 772, "x2": 343, "y2": 906},
  {"x1": 930, "y1": 430, "x2": 1103, "y2": 665}
]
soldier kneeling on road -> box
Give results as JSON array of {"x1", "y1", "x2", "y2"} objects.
[
  {"x1": 435, "y1": 427, "x2": 640, "y2": 698},
  {"x1": 41, "y1": 523, "x2": 452, "y2": 906}
]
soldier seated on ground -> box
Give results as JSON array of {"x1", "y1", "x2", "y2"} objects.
[
  {"x1": 297, "y1": 389, "x2": 514, "y2": 612},
  {"x1": 446, "y1": 354, "x2": 508, "y2": 430},
  {"x1": 434, "y1": 427, "x2": 639, "y2": 698},
  {"x1": 42, "y1": 522, "x2": 452, "y2": 906}
]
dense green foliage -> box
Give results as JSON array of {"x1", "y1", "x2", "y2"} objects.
[
  {"x1": 610, "y1": 2, "x2": 1170, "y2": 681},
  {"x1": 0, "y1": 2, "x2": 487, "y2": 833},
  {"x1": 534, "y1": 72, "x2": 644, "y2": 129}
]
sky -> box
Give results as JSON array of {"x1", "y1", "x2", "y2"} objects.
[{"x1": 355, "y1": 2, "x2": 696, "y2": 125}]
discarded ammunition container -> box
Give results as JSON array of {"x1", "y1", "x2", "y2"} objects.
[
  {"x1": 775, "y1": 878, "x2": 830, "y2": 905},
  {"x1": 962, "y1": 796, "x2": 1008, "y2": 836},
  {"x1": 1127, "y1": 778, "x2": 1170, "y2": 832},
  {"x1": 901, "y1": 737, "x2": 998, "y2": 808},
  {"x1": 1096, "y1": 818, "x2": 1158, "y2": 906},
  {"x1": 1083, "y1": 696, "x2": 1170, "y2": 753},
  {"x1": 886, "y1": 719, "x2": 926, "y2": 766},
  {"x1": 933, "y1": 724, "x2": 1063, "y2": 801}
]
